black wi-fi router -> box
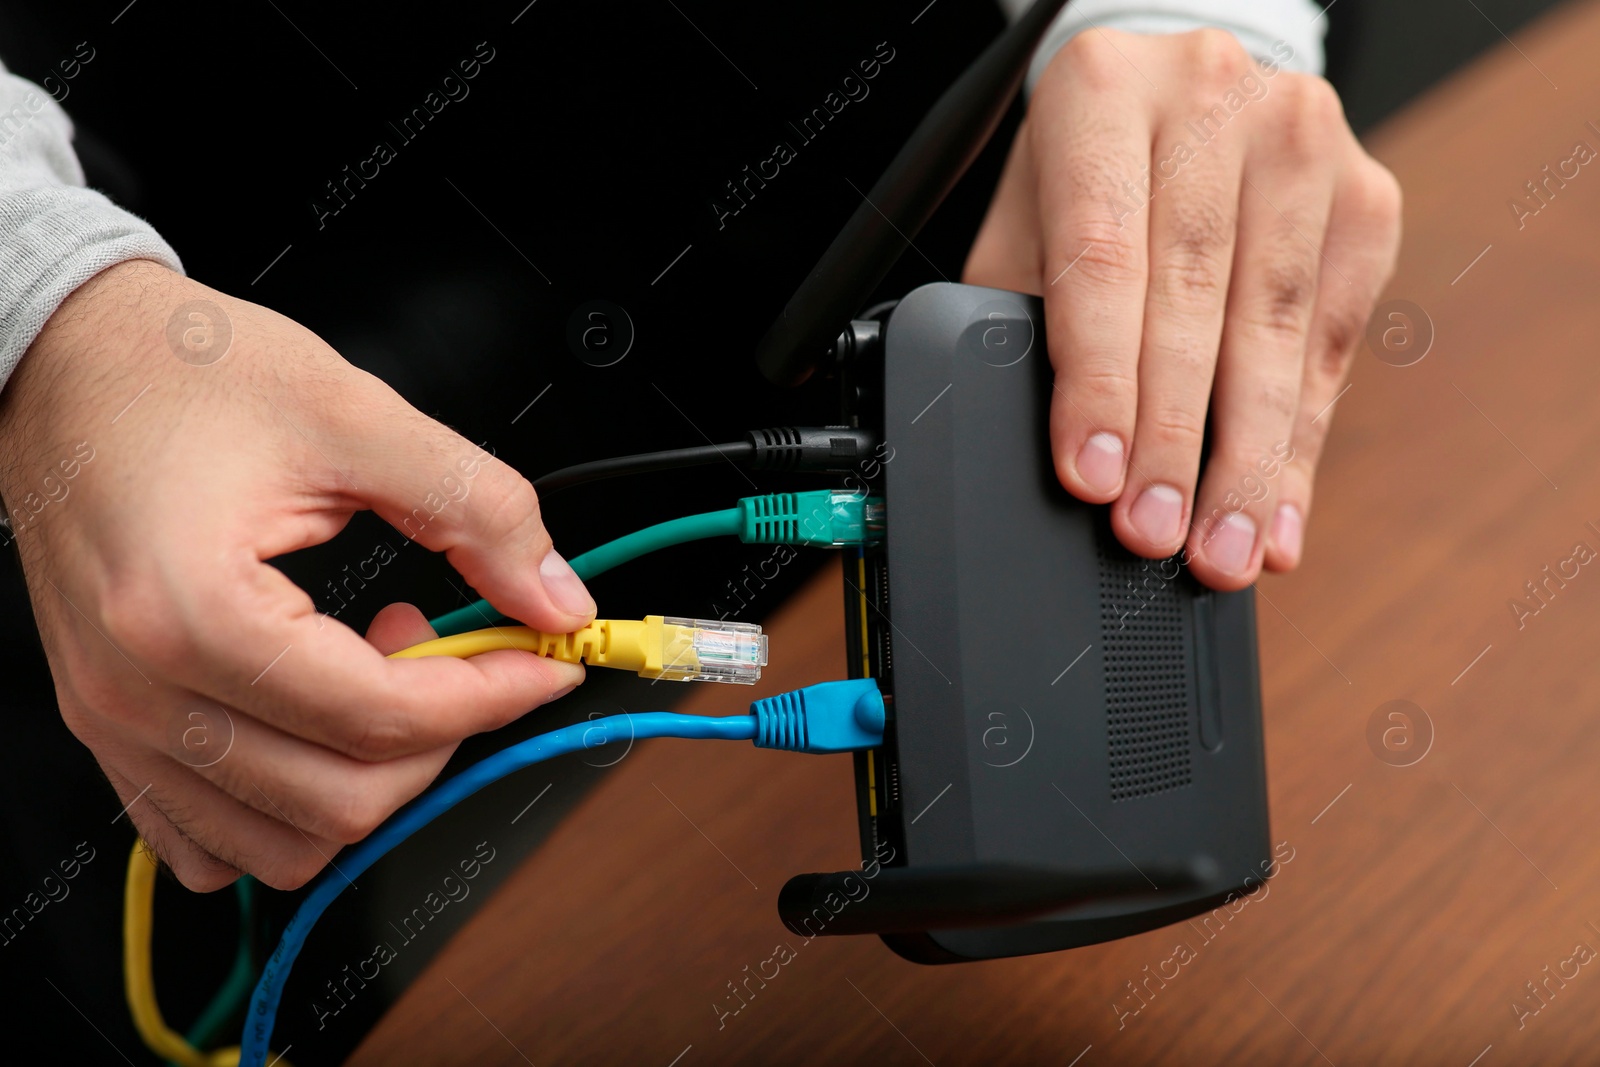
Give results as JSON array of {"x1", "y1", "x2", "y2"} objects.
[{"x1": 755, "y1": 0, "x2": 1271, "y2": 962}]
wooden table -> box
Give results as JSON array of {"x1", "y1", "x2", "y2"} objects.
[{"x1": 352, "y1": 4, "x2": 1600, "y2": 1063}]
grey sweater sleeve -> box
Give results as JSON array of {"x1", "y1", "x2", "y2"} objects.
[
  {"x1": 0, "y1": 59, "x2": 183, "y2": 391},
  {"x1": 997, "y1": 0, "x2": 1327, "y2": 88}
]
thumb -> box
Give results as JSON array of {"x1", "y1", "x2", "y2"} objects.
[{"x1": 337, "y1": 388, "x2": 596, "y2": 633}]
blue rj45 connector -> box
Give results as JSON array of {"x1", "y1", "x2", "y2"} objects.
[{"x1": 751, "y1": 677, "x2": 886, "y2": 754}]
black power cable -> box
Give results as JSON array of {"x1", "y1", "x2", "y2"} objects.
[
  {"x1": 533, "y1": 426, "x2": 880, "y2": 494},
  {"x1": 533, "y1": 442, "x2": 754, "y2": 494}
]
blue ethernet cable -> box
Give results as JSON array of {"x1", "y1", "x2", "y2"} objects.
[{"x1": 238, "y1": 679, "x2": 886, "y2": 1067}]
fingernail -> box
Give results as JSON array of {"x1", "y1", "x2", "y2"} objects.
[
  {"x1": 1129, "y1": 484, "x2": 1184, "y2": 546},
  {"x1": 1270, "y1": 503, "x2": 1303, "y2": 566},
  {"x1": 1207, "y1": 512, "x2": 1258, "y2": 576},
  {"x1": 539, "y1": 550, "x2": 596, "y2": 618},
  {"x1": 1075, "y1": 433, "x2": 1124, "y2": 495}
]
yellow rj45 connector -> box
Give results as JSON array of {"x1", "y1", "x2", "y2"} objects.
[{"x1": 389, "y1": 615, "x2": 769, "y2": 684}]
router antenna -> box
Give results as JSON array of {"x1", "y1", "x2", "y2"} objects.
[{"x1": 755, "y1": 0, "x2": 1072, "y2": 386}]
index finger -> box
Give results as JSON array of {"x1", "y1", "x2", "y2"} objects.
[
  {"x1": 1033, "y1": 33, "x2": 1154, "y2": 509},
  {"x1": 114, "y1": 558, "x2": 583, "y2": 761}
]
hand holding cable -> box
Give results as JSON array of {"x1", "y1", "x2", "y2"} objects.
[{"x1": 0, "y1": 261, "x2": 596, "y2": 896}]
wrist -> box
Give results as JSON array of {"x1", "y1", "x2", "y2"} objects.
[
  {"x1": 0, "y1": 259, "x2": 181, "y2": 529},
  {"x1": 23, "y1": 258, "x2": 184, "y2": 366}
]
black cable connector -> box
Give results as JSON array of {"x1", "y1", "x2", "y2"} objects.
[{"x1": 746, "y1": 426, "x2": 879, "y2": 473}]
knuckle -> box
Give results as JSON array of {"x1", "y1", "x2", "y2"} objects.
[
  {"x1": 259, "y1": 850, "x2": 327, "y2": 892},
  {"x1": 1273, "y1": 76, "x2": 1342, "y2": 158},
  {"x1": 1154, "y1": 257, "x2": 1226, "y2": 309},
  {"x1": 318, "y1": 782, "x2": 394, "y2": 844},
  {"x1": 1201, "y1": 485, "x2": 1265, "y2": 525},
  {"x1": 1215, "y1": 445, "x2": 1282, "y2": 491},
  {"x1": 1288, "y1": 421, "x2": 1330, "y2": 476},
  {"x1": 1065, "y1": 364, "x2": 1139, "y2": 413},
  {"x1": 1255, "y1": 376, "x2": 1303, "y2": 421},
  {"x1": 1185, "y1": 28, "x2": 1248, "y2": 88},
  {"x1": 341, "y1": 709, "x2": 418, "y2": 762},
  {"x1": 100, "y1": 577, "x2": 187, "y2": 672},
  {"x1": 53, "y1": 693, "x2": 98, "y2": 741},
  {"x1": 1152, "y1": 210, "x2": 1234, "y2": 304},
  {"x1": 84, "y1": 683, "x2": 141, "y2": 732},
  {"x1": 1304, "y1": 76, "x2": 1346, "y2": 126},
  {"x1": 57, "y1": 645, "x2": 128, "y2": 721},
  {"x1": 146, "y1": 830, "x2": 242, "y2": 893},
  {"x1": 1063, "y1": 223, "x2": 1144, "y2": 287},
  {"x1": 1312, "y1": 303, "x2": 1368, "y2": 375},
  {"x1": 168, "y1": 856, "x2": 239, "y2": 894},
  {"x1": 1352, "y1": 159, "x2": 1404, "y2": 234},
  {"x1": 1249, "y1": 260, "x2": 1319, "y2": 338},
  {"x1": 1056, "y1": 29, "x2": 1133, "y2": 92},
  {"x1": 1145, "y1": 406, "x2": 1208, "y2": 448},
  {"x1": 1142, "y1": 330, "x2": 1215, "y2": 381},
  {"x1": 469, "y1": 465, "x2": 545, "y2": 548}
]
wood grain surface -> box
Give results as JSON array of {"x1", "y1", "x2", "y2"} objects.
[{"x1": 351, "y1": 4, "x2": 1600, "y2": 1063}]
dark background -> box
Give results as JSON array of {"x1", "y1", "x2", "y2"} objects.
[{"x1": 0, "y1": 0, "x2": 1567, "y2": 1062}]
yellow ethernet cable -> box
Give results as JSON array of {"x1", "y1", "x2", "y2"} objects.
[
  {"x1": 129, "y1": 618, "x2": 766, "y2": 1066},
  {"x1": 125, "y1": 842, "x2": 292, "y2": 1067},
  {"x1": 389, "y1": 616, "x2": 769, "y2": 684}
]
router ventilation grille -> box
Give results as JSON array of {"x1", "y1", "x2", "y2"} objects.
[{"x1": 1097, "y1": 546, "x2": 1194, "y2": 802}]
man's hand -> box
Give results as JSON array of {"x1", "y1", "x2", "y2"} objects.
[
  {"x1": 965, "y1": 28, "x2": 1401, "y2": 589},
  {"x1": 0, "y1": 260, "x2": 595, "y2": 891}
]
